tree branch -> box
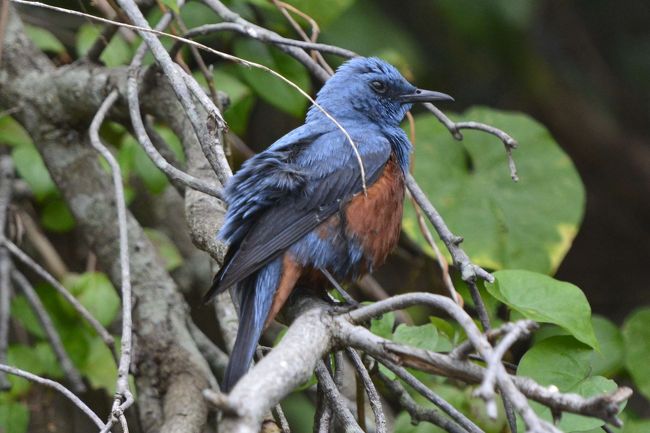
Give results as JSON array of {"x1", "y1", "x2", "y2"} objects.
[{"x1": 0, "y1": 363, "x2": 106, "y2": 430}]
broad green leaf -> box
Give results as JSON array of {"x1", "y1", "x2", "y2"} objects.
[
  {"x1": 0, "y1": 402, "x2": 29, "y2": 433},
  {"x1": 0, "y1": 116, "x2": 32, "y2": 148},
  {"x1": 11, "y1": 143, "x2": 57, "y2": 201},
  {"x1": 24, "y1": 25, "x2": 65, "y2": 54},
  {"x1": 404, "y1": 108, "x2": 585, "y2": 274},
  {"x1": 370, "y1": 311, "x2": 395, "y2": 340},
  {"x1": 66, "y1": 272, "x2": 120, "y2": 327},
  {"x1": 487, "y1": 270, "x2": 598, "y2": 349},
  {"x1": 622, "y1": 308, "x2": 650, "y2": 400},
  {"x1": 518, "y1": 336, "x2": 618, "y2": 431},
  {"x1": 393, "y1": 323, "x2": 439, "y2": 352},
  {"x1": 10, "y1": 295, "x2": 45, "y2": 338},
  {"x1": 80, "y1": 337, "x2": 117, "y2": 392},
  {"x1": 40, "y1": 196, "x2": 75, "y2": 232},
  {"x1": 234, "y1": 39, "x2": 311, "y2": 118},
  {"x1": 144, "y1": 228, "x2": 183, "y2": 271},
  {"x1": 76, "y1": 25, "x2": 131, "y2": 67},
  {"x1": 590, "y1": 316, "x2": 624, "y2": 377}
]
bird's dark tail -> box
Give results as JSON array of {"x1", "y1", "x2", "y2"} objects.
[{"x1": 221, "y1": 259, "x2": 280, "y2": 392}]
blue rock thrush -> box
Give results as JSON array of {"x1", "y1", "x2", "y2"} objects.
[{"x1": 203, "y1": 57, "x2": 453, "y2": 391}]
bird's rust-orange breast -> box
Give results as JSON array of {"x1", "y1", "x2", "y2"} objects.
[{"x1": 345, "y1": 156, "x2": 405, "y2": 268}]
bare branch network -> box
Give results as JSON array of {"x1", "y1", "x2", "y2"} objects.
[{"x1": 0, "y1": 1, "x2": 630, "y2": 433}]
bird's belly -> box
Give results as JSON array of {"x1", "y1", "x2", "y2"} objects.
[
  {"x1": 288, "y1": 156, "x2": 405, "y2": 285},
  {"x1": 343, "y1": 156, "x2": 405, "y2": 272}
]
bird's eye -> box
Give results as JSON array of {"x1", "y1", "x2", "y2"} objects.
[{"x1": 371, "y1": 80, "x2": 387, "y2": 93}]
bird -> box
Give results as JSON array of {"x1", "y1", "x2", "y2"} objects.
[{"x1": 203, "y1": 57, "x2": 453, "y2": 392}]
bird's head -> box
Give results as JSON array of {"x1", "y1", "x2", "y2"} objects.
[{"x1": 307, "y1": 57, "x2": 453, "y2": 126}]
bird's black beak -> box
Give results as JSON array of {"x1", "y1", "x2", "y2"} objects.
[{"x1": 399, "y1": 89, "x2": 454, "y2": 104}]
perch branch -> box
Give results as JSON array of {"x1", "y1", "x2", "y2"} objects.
[
  {"x1": 0, "y1": 363, "x2": 107, "y2": 430},
  {"x1": 314, "y1": 360, "x2": 364, "y2": 433},
  {"x1": 346, "y1": 348, "x2": 387, "y2": 433},
  {"x1": 424, "y1": 103, "x2": 519, "y2": 181},
  {"x1": 88, "y1": 90, "x2": 133, "y2": 430},
  {"x1": 0, "y1": 155, "x2": 13, "y2": 390},
  {"x1": 11, "y1": 270, "x2": 86, "y2": 393},
  {"x1": 2, "y1": 239, "x2": 114, "y2": 347}
]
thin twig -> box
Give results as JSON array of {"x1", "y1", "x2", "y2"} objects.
[
  {"x1": 314, "y1": 381, "x2": 333, "y2": 433},
  {"x1": 88, "y1": 90, "x2": 133, "y2": 430},
  {"x1": 0, "y1": 363, "x2": 107, "y2": 430},
  {"x1": 11, "y1": 270, "x2": 86, "y2": 393},
  {"x1": 177, "y1": 22, "x2": 356, "y2": 59},
  {"x1": 405, "y1": 173, "x2": 494, "y2": 287},
  {"x1": 11, "y1": 0, "x2": 368, "y2": 193},
  {"x1": 314, "y1": 360, "x2": 364, "y2": 433},
  {"x1": 321, "y1": 268, "x2": 359, "y2": 306},
  {"x1": 379, "y1": 356, "x2": 484, "y2": 433},
  {"x1": 269, "y1": 0, "x2": 335, "y2": 74},
  {"x1": 17, "y1": 209, "x2": 68, "y2": 279},
  {"x1": 475, "y1": 320, "x2": 538, "y2": 419},
  {"x1": 356, "y1": 275, "x2": 413, "y2": 325},
  {"x1": 127, "y1": 68, "x2": 224, "y2": 199},
  {"x1": 346, "y1": 348, "x2": 387, "y2": 433},
  {"x1": 377, "y1": 369, "x2": 468, "y2": 433},
  {"x1": 272, "y1": 404, "x2": 291, "y2": 433},
  {"x1": 424, "y1": 103, "x2": 519, "y2": 181},
  {"x1": 2, "y1": 239, "x2": 114, "y2": 347},
  {"x1": 0, "y1": 154, "x2": 13, "y2": 390},
  {"x1": 345, "y1": 293, "x2": 564, "y2": 433}
]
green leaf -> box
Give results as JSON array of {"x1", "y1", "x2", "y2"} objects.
[
  {"x1": 404, "y1": 108, "x2": 585, "y2": 274},
  {"x1": 487, "y1": 270, "x2": 598, "y2": 349},
  {"x1": 40, "y1": 196, "x2": 75, "y2": 232},
  {"x1": 393, "y1": 323, "x2": 439, "y2": 352},
  {"x1": 179, "y1": 2, "x2": 219, "y2": 29},
  {"x1": 590, "y1": 315, "x2": 624, "y2": 377},
  {"x1": 622, "y1": 419, "x2": 650, "y2": 433},
  {"x1": 11, "y1": 295, "x2": 45, "y2": 338},
  {"x1": 76, "y1": 24, "x2": 131, "y2": 67},
  {"x1": 144, "y1": 228, "x2": 183, "y2": 271},
  {"x1": 11, "y1": 143, "x2": 57, "y2": 201},
  {"x1": 518, "y1": 336, "x2": 618, "y2": 431},
  {"x1": 370, "y1": 311, "x2": 395, "y2": 340},
  {"x1": 160, "y1": 0, "x2": 180, "y2": 14},
  {"x1": 121, "y1": 134, "x2": 169, "y2": 194},
  {"x1": 280, "y1": 0, "x2": 356, "y2": 27},
  {"x1": 65, "y1": 272, "x2": 120, "y2": 327},
  {"x1": 394, "y1": 410, "x2": 446, "y2": 433},
  {"x1": 234, "y1": 39, "x2": 311, "y2": 118},
  {"x1": 8, "y1": 343, "x2": 63, "y2": 378},
  {"x1": 0, "y1": 116, "x2": 32, "y2": 148},
  {"x1": 0, "y1": 402, "x2": 29, "y2": 433},
  {"x1": 153, "y1": 125, "x2": 185, "y2": 163},
  {"x1": 622, "y1": 308, "x2": 650, "y2": 400},
  {"x1": 24, "y1": 25, "x2": 66, "y2": 54},
  {"x1": 80, "y1": 337, "x2": 118, "y2": 393}
]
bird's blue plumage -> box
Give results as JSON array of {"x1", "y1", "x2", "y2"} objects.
[{"x1": 204, "y1": 57, "x2": 453, "y2": 391}]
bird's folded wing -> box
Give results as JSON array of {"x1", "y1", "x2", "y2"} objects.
[{"x1": 204, "y1": 133, "x2": 391, "y2": 301}]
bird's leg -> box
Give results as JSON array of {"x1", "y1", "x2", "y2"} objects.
[{"x1": 320, "y1": 268, "x2": 360, "y2": 310}]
